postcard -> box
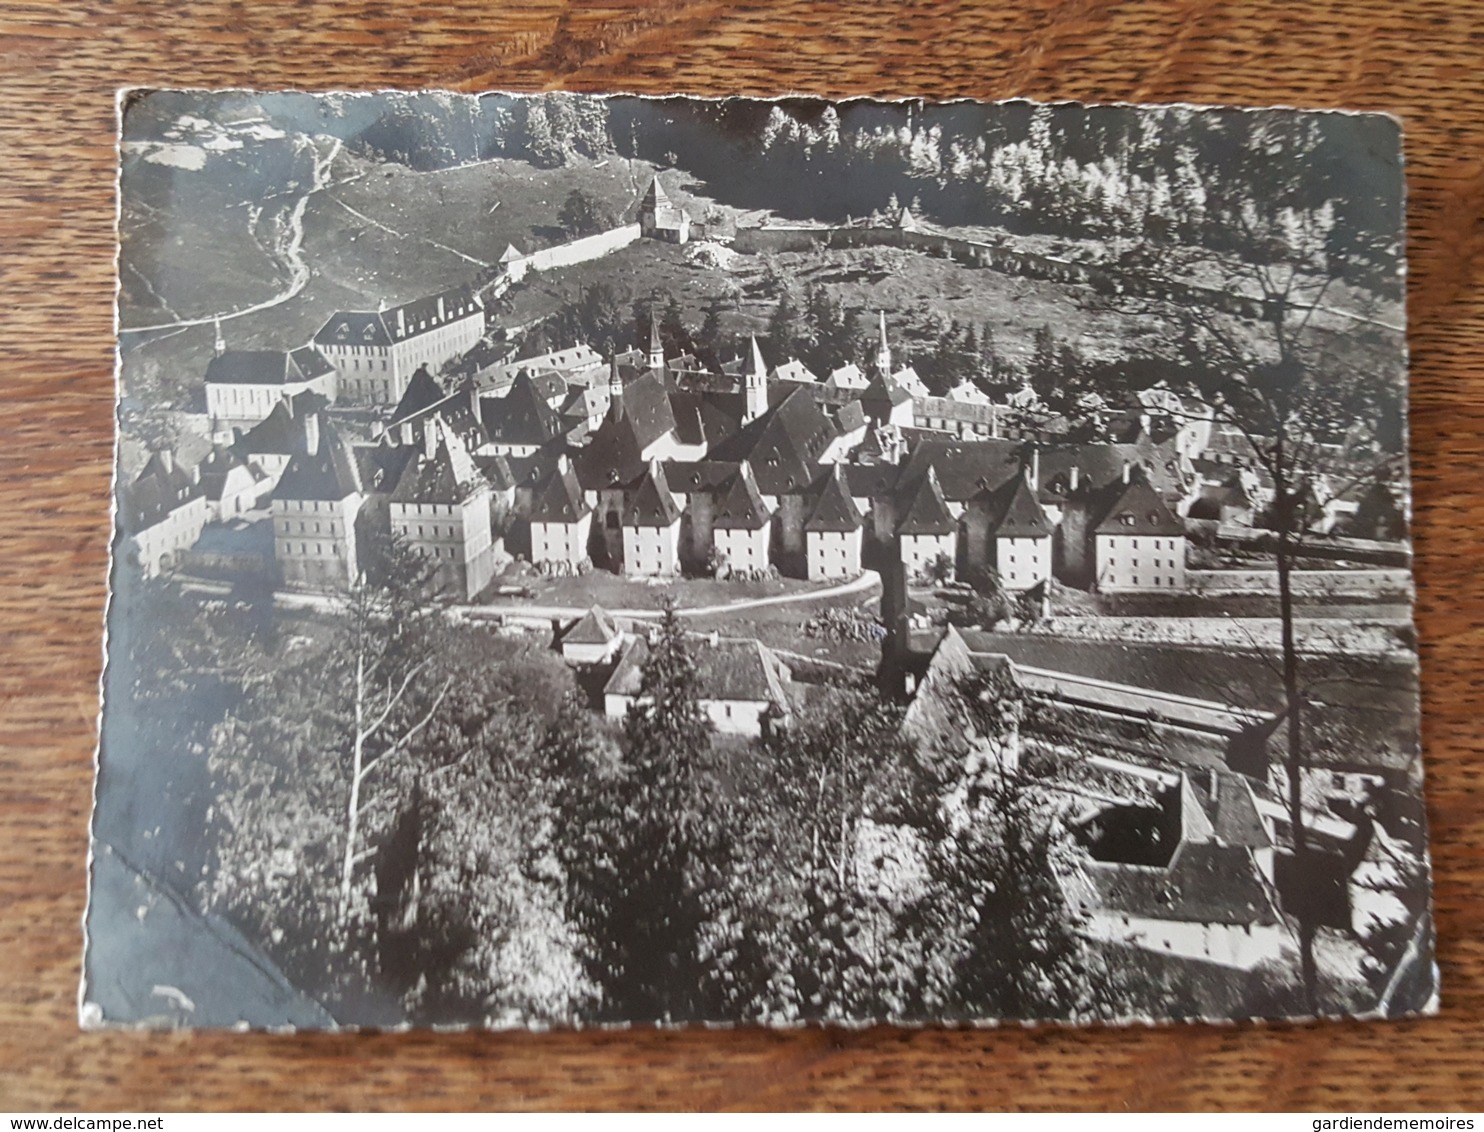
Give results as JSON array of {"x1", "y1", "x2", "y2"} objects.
[{"x1": 86, "y1": 90, "x2": 1430, "y2": 1028}]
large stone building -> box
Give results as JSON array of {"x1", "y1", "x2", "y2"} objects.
[
  {"x1": 313, "y1": 285, "x2": 485, "y2": 406},
  {"x1": 272, "y1": 415, "x2": 364, "y2": 590},
  {"x1": 204, "y1": 341, "x2": 337, "y2": 435},
  {"x1": 389, "y1": 420, "x2": 497, "y2": 601},
  {"x1": 119, "y1": 450, "x2": 210, "y2": 578},
  {"x1": 604, "y1": 635, "x2": 794, "y2": 737}
]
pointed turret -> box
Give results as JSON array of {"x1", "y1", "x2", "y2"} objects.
[
  {"x1": 607, "y1": 353, "x2": 624, "y2": 420},
  {"x1": 874, "y1": 310, "x2": 892, "y2": 378},
  {"x1": 745, "y1": 335, "x2": 768, "y2": 422},
  {"x1": 648, "y1": 310, "x2": 665, "y2": 373}
]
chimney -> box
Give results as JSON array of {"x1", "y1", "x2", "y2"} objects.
[
  {"x1": 190, "y1": 462, "x2": 201, "y2": 485},
  {"x1": 437, "y1": 295, "x2": 446, "y2": 322},
  {"x1": 304, "y1": 412, "x2": 321, "y2": 456},
  {"x1": 1122, "y1": 460, "x2": 1131, "y2": 484},
  {"x1": 1069, "y1": 465, "x2": 1079, "y2": 493},
  {"x1": 396, "y1": 308, "x2": 406, "y2": 338},
  {"x1": 1027, "y1": 447, "x2": 1040, "y2": 491},
  {"x1": 423, "y1": 416, "x2": 439, "y2": 461},
  {"x1": 158, "y1": 449, "x2": 174, "y2": 474}
]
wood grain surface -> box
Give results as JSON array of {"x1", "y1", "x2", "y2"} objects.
[{"x1": 2, "y1": 0, "x2": 1481, "y2": 1112}]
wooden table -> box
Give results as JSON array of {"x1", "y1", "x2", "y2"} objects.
[{"x1": 2, "y1": 0, "x2": 1480, "y2": 1112}]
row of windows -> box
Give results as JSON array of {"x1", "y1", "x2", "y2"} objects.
[
  {"x1": 280, "y1": 520, "x2": 339, "y2": 536},
  {"x1": 1107, "y1": 576, "x2": 1178, "y2": 587},
  {"x1": 285, "y1": 542, "x2": 343, "y2": 557}
]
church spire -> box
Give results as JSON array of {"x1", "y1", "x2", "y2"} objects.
[
  {"x1": 648, "y1": 309, "x2": 664, "y2": 373},
  {"x1": 875, "y1": 310, "x2": 892, "y2": 378},
  {"x1": 607, "y1": 352, "x2": 624, "y2": 421},
  {"x1": 745, "y1": 335, "x2": 768, "y2": 422}
]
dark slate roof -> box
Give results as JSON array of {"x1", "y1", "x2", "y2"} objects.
[
  {"x1": 473, "y1": 451, "x2": 516, "y2": 492},
  {"x1": 604, "y1": 635, "x2": 790, "y2": 706},
  {"x1": 614, "y1": 371, "x2": 678, "y2": 451},
  {"x1": 561, "y1": 606, "x2": 619, "y2": 646},
  {"x1": 663, "y1": 460, "x2": 743, "y2": 494},
  {"x1": 895, "y1": 438, "x2": 1024, "y2": 502},
  {"x1": 390, "y1": 367, "x2": 445, "y2": 424},
  {"x1": 639, "y1": 174, "x2": 690, "y2": 231},
  {"x1": 669, "y1": 391, "x2": 745, "y2": 448},
  {"x1": 712, "y1": 468, "x2": 771, "y2": 531},
  {"x1": 195, "y1": 445, "x2": 262, "y2": 503},
  {"x1": 234, "y1": 400, "x2": 299, "y2": 457},
  {"x1": 895, "y1": 469, "x2": 956, "y2": 536},
  {"x1": 772, "y1": 379, "x2": 858, "y2": 410},
  {"x1": 390, "y1": 433, "x2": 484, "y2": 506},
  {"x1": 982, "y1": 474, "x2": 1053, "y2": 539},
  {"x1": 482, "y1": 373, "x2": 562, "y2": 447},
  {"x1": 275, "y1": 423, "x2": 363, "y2": 502},
  {"x1": 708, "y1": 386, "x2": 838, "y2": 496},
  {"x1": 833, "y1": 400, "x2": 867, "y2": 434},
  {"x1": 1186, "y1": 771, "x2": 1272, "y2": 851},
  {"x1": 120, "y1": 452, "x2": 203, "y2": 532},
  {"x1": 861, "y1": 374, "x2": 912, "y2": 417},
  {"x1": 573, "y1": 412, "x2": 650, "y2": 491},
  {"x1": 528, "y1": 462, "x2": 589, "y2": 523},
  {"x1": 843, "y1": 462, "x2": 900, "y2": 500},
  {"x1": 1084, "y1": 841, "x2": 1281, "y2": 927},
  {"x1": 804, "y1": 466, "x2": 864, "y2": 532},
  {"x1": 622, "y1": 463, "x2": 681, "y2": 527},
  {"x1": 353, "y1": 442, "x2": 417, "y2": 496},
  {"x1": 313, "y1": 285, "x2": 482, "y2": 349},
  {"x1": 1093, "y1": 473, "x2": 1185, "y2": 536},
  {"x1": 204, "y1": 346, "x2": 334, "y2": 386}
]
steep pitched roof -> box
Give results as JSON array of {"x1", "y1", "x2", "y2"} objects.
[
  {"x1": 622, "y1": 463, "x2": 681, "y2": 527},
  {"x1": 639, "y1": 174, "x2": 690, "y2": 231},
  {"x1": 982, "y1": 474, "x2": 1053, "y2": 539},
  {"x1": 390, "y1": 427, "x2": 485, "y2": 506},
  {"x1": 804, "y1": 465, "x2": 864, "y2": 532},
  {"x1": 1083, "y1": 841, "x2": 1282, "y2": 927},
  {"x1": 896, "y1": 468, "x2": 956, "y2": 536},
  {"x1": 603, "y1": 635, "x2": 790, "y2": 707},
  {"x1": 234, "y1": 400, "x2": 299, "y2": 457},
  {"x1": 1186, "y1": 770, "x2": 1272, "y2": 851},
  {"x1": 1093, "y1": 473, "x2": 1185, "y2": 537},
  {"x1": 313, "y1": 284, "x2": 482, "y2": 349},
  {"x1": 353, "y1": 442, "x2": 418, "y2": 496},
  {"x1": 528, "y1": 461, "x2": 589, "y2": 524},
  {"x1": 561, "y1": 606, "x2": 619, "y2": 646},
  {"x1": 712, "y1": 467, "x2": 771, "y2": 531},
  {"x1": 204, "y1": 346, "x2": 334, "y2": 387},
  {"x1": 120, "y1": 452, "x2": 203, "y2": 532},
  {"x1": 895, "y1": 438, "x2": 1024, "y2": 502},
  {"x1": 390, "y1": 367, "x2": 445, "y2": 424},
  {"x1": 669, "y1": 391, "x2": 745, "y2": 448},
  {"x1": 708, "y1": 386, "x2": 839, "y2": 496},
  {"x1": 861, "y1": 373, "x2": 912, "y2": 418},
  {"x1": 482, "y1": 372, "x2": 562, "y2": 447},
  {"x1": 275, "y1": 422, "x2": 362, "y2": 502},
  {"x1": 195, "y1": 445, "x2": 262, "y2": 503},
  {"x1": 663, "y1": 459, "x2": 743, "y2": 495}
]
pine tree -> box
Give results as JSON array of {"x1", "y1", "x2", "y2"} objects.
[
  {"x1": 563, "y1": 604, "x2": 729, "y2": 1022},
  {"x1": 766, "y1": 290, "x2": 803, "y2": 364}
]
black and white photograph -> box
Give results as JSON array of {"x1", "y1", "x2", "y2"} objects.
[{"x1": 87, "y1": 89, "x2": 1431, "y2": 1030}]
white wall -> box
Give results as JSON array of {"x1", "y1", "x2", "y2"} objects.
[
  {"x1": 806, "y1": 528, "x2": 861, "y2": 580},
  {"x1": 1095, "y1": 534, "x2": 1186, "y2": 592},
  {"x1": 714, "y1": 526, "x2": 770, "y2": 574},
  {"x1": 1085, "y1": 910, "x2": 1291, "y2": 972},
  {"x1": 901, "y1": 532, "x2": 955, "y2": 579},
  {"x1": 994, "y1": 535, "x2": 1052, "y2": 590},
  {"x1": 623, "y1": 523, "x2": 680, "y2": 576},
  {"x1": 532, "y1": 512, "x2": 592, "y2": 566}
]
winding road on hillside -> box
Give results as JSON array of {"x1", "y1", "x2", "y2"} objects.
[{"x1": 119, "y1": 138, "x2": 346, "y2": 335}]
